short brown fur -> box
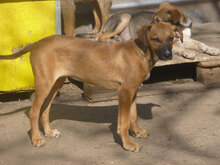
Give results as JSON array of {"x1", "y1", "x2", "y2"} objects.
[{"x1": 0, "y1": 23, "x2": 180, "y2": 152}]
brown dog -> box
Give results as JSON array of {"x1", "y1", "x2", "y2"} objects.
[
  {"x1": 61, "y1": 0, "x2": 112, "y2": 36},
  {"x1": 97, "y1": 1, "x2": 191, "y2": 42},
  {"x1": 97, "y1": 1, "x2": 220, "y2": 59},
  {"x1": 155, "y1": 2, "x2": 220, "y2": 59},
  {"x1": 0, "y1": 23, "x2": 182, "y2": 152}
]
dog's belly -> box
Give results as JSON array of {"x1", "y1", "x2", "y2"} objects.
[{"x1": 70, "y1": 75, "x2": 121, "y2": 90}]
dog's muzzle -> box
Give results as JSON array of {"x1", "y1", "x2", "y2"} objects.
[
  {"x1": 164, "y1": 50, "x2": 172, "y2": 60},
  {"x1": 157, "y1": 48, "x2": 172, "y2": 61}
]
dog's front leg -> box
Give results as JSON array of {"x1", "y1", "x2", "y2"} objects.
[
  {"x1": 117, "y1": 87, "x2": 140, "y2": 152},
  {"x1": 182, "y1": 35, "x2": 220, "y2": 56},
  {"x1": 130, "y1": 93, "x2": 148, "y2": 138},
  {"x1": 173, "y1": 42, "x2": 196, "y2": 60}
]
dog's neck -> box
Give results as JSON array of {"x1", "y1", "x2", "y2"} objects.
[
  {"x1": 134, "y1": 39, "x2": 158, "y2": 69},
  {"x1": 146, "y1": 46, "x2": 159, "y2": 68}
]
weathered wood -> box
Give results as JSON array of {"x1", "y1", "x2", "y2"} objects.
[
  {"x1": 198, "y1": 60, "x2": 220, "y2": 68},
  {"x1": 83, "y1": 79, "x2": 205, "y2": 102},
  {"x1": 197, "y1": 61, "x2": 220, "y2": 84},
  {"x1": 83, "y1": 83, "x2": 117, "y2": 102}
]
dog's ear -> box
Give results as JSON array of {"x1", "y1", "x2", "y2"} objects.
[
  {"x1": 136, "y1": 24, "x2": 152, "y2": 52},
  {"x1": 172, "y1": 25, "x2": 183, "y2": 43},
  {"x1": 153, "y1": 8, "x2": 181, "y2": 24},
  {"x1": 143, "y1": 24, "x2": 152, "y2": 46},
  {"x1": 159, "y1": 1, "x2": 171, "y2": 9},
  {"x1": 168, "y1": 9, "x2": 181, "y2": 24}
]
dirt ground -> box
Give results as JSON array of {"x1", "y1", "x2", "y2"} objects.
[{"x1": 0, "y1": 81, "x2": 220, "y2": 165}]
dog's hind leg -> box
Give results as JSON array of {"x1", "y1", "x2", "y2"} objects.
[
  {"x1": 29, "y1": 80, "x2": 56, "y2": 147},
  {"x1": 40, "y1": 77, "x2": 66, "y2": 138},
  {"x1": 97, "y1": 0, "x2": 112, "y2": 33},
  {"x1": 97, "y1": 14, "x2": 131, "y2": 42},
  {"x1": 89, "y1": 0, "x2": 102, "y2": 33},
  {"x1": 29, "y1": 74, "x2": 65, "y2": 147},
  {"x1": 130, "y1": 93, "x2": 148, "y2": 138},
  {"x1": 117, "y1": 86, "x2": 140, "y2": 152}
]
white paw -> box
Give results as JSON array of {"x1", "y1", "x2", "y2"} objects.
[
  {"x1": 183, "y1": 49, "x2": 195, "y2": 60},
  {"x1": 52, "y1": 129, "x2": 61, "y2": 137},
  {"x1": 45, "y1": 129, "x2": 61, "y2": 138},
  {"x1": 206, "y1": 47, "x2": 220, "y2": 56}
]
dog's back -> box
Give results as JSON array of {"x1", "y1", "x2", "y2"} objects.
[{"x1": 128, "y1": 11, "x2": 154, "y2": 38}]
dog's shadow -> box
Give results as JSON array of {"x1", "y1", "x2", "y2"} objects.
[{"x1": 24, "y1": 103, "x2": 158, "y2": 146}]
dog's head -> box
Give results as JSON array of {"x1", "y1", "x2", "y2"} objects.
[
  {"x1": 136, "y1": 22, "x2": 183, "y2": 61},
  {"x1": 153, "y1": 2, "x2": 192, "y2": 32}
]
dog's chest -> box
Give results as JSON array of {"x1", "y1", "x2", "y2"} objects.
[
  {"x1": 144, "y1": 73, "x2": 150, "y2": 80},
  {"x1": 182, "y1": 27, "x2": 192, "y2": 37}
]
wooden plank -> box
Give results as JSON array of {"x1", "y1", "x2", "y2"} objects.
[
  {"x1": 84, "y1": 79, "x2": 205, "y2": 102},
  {"x1": 156, "y1": 52, "x2": 220, "y2": 67},
  {"x1": 197, "y1": 61, "x2": 220, "y2": 85}
]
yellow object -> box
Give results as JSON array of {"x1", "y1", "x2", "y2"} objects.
[{"x1": 0, "y1": 0, "x2": 57, "y2": 92}]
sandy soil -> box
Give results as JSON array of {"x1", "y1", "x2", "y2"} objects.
[{"x1": 0, "y1": 82, "x2": 220, "y2": 165}]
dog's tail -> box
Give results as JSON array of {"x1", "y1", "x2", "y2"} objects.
[
  {"x1": 0, "y1": 44, "x2": 33, "y2": 60},
  {"x1": 75, "y1": 32, "x2": 98, "y2": 38}
]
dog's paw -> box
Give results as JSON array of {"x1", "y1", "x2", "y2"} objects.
[
  {"x1": 132, "y1": 129, "x2": 149, "y2": 138},
  {"x1": 32, "y1": 137, "x2": 45, "y2": 147},
  {"x1": 205, "y1": 47, "x2": 220, "y2": 56},
  {"x1": 45, "y1": 129, "x2": 61, "y2": 138},
  {"x1": 123, "y1": 141, "x2": 140, "y2": 152},
  {"x1": 182, "y1": 49, "x2": 195, "y2": 60}
]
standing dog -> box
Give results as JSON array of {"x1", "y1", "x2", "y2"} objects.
[
  {"x1": 97, "y1": 2, "x2": 220, "y2": 59},
  {"x1": 61, "y1": 0, "x2": 112, "y2": 36},
  {"x1": 0, "y1": 23, "x2": 182, "y2": 151}
]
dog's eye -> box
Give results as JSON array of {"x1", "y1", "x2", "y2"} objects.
[
  {"x1": 152, "y1": 38, "x2": 160, "y2": 43},
  {"x1": 169, "y1": 37, "x2": 174, "y2": 42}
]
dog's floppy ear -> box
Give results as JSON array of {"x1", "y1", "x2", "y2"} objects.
[
  {"x1": 172, "y1": 25, "x2": 183, "y2": 43},
  {"x1": 137, "y1": 24, "x2": 152, "y2": 45},
  {"x1": 135, "y1": 24, "x2": 152, "y2": 52},
  {"x1": 153, "y1": 8, "x2": 181, "y2": 24},
  {"x1": 168, "y1": 9, "x2": 181, "y2": 24},
  {"x1": 159, "y1": 1, "x2": 171, "y2": 9}
]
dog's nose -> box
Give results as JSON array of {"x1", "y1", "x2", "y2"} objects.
[{"x1": 164, "y1": 50, "x2": 172, "y2": 59}]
